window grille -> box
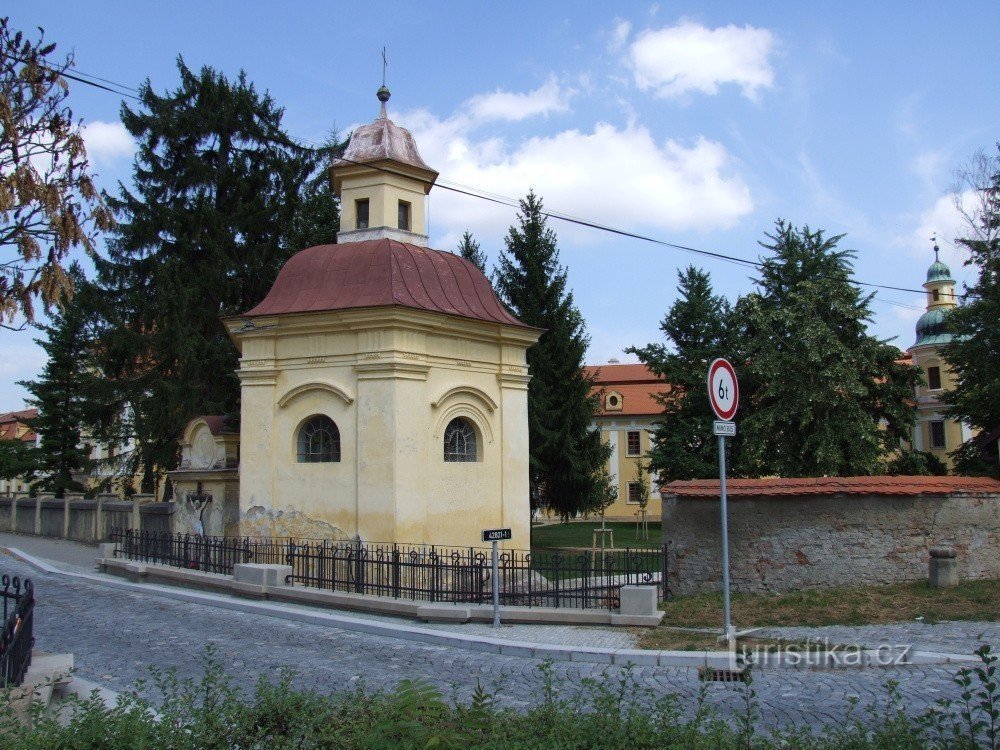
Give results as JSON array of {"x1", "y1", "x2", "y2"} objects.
[
  {"x1": 297, "y1": 415, "x2": 341, "y2": 463},
  {"x1": 444, "y1": 418, "x2": 477, "y2": 462}
]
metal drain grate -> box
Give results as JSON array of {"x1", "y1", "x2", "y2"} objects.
[{"x1": 698, "y1": 667, "x2": 748, "y2": 683}]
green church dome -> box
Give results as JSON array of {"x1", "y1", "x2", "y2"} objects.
[
  {"x1": 926, "y1": 259, "x2": 954, "y2": 284},
  {"x1": 914, "y1": 307, "x2": 952, "y2": 347}
]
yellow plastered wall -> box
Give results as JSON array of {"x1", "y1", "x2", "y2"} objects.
[
  {"x1": 229, "y1": 308, "x2": 538, "y2": 550},
  {"x1": 593, "y1": 419, "x2": 661, "y2": 521},
  {"x1": 340, "y1": 173, "x2": 427, "y2": 235}
]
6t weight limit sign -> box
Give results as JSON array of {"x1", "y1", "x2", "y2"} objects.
[{"x1": 707, "y1": 358, "x2": 739, "y2": 422}]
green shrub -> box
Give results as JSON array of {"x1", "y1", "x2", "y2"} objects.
[{"x1": 1, "y1": 644, "x2": 996, "y2": 749}]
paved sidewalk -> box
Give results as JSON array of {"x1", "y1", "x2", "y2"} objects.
[{"x1": 0, "y1": 532, "x2": 100, "y2": 573}]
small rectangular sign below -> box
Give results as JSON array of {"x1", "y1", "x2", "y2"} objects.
[
  {"x1": 482, "y1": 528, "x2": 512, "y2": 543},
  {"x1": 713, "y1": 421, "x2": 736, "y2": 437}
]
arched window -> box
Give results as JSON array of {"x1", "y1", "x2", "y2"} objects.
[
  {"x1": 297, "y1": 415, "x2": 340, "y2": 463},
  {"x1": 444, "y1": 417, "x2": 477, "y2": 462}
]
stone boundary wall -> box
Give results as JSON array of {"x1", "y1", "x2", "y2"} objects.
[
  {"x1": 0, "y1": 494, "x2": 171, "y2": 543},
  {"x1": 662, "y1": 483, "x2": 1000, "y2": 595}
]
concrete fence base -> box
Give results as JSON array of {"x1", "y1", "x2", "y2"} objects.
[
  {"x1": 0, "y1": 494, "x2": 172, "y2": 543},
  {"x1": 98, "y1": 554, "x2": 664, "y2": 627}
]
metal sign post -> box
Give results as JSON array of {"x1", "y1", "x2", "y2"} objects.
[
  {"x1": 482, "y1": 528, "x2": 511, "y2": 628},
  {"x1": 707, "y1": 359, "x2": 739, "y2": 645}
]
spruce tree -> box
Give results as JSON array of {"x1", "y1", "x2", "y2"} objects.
[
  {"x1": 627, "y1": 266, "x2": 734, "y2": 482},
  {"x1": 943, "y1": 146, "x2": 1000, "y2": 476},
  {"x1": 19, "y1": 266, "x2": 103, "y2": 497},
  {"x1": 456, "y1": 231, "x2": 487, "y2": 272},
  {"x1": 97, "y1": 59, "x2": 318, "y2": 493},
  {"x1": 494, "y1": 192, "x2": 610, "y2": 519},
  {"x1": 736, "y1": 221, "x2": 919, "y2": 477}
]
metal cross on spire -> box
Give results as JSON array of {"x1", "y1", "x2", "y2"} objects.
[{"x1": 377, "y1": 47, "x2": 391, "y2": 118}]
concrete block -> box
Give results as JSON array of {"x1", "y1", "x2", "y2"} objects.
[
  {"x1": 233, "y1": 563, "x2": 292, "y2": 588},
  {"x1": 97, "y1": 542, "x2": 118, "y2": 560},
  {"x1": 416, "y1": 604, "x2": 471, "y2": 623},
  {"x1": 619, "y1": 585, "x2": 658, "y2": 616},
  {"x1": 612, "y1": 648, "x2": 659, "y2": 666},
  {"x1": 498, "y1": 642, "x2": 535, "y2": 658},
  {"x1": 532, "y1": 645, "x2": 575, "y2": 662},
  {"x1": 569, "y1": 649, "x2": 614, "y2": 664},
  {"x1": 929, "y1": 549, "x2": 959, "y2": 588}
]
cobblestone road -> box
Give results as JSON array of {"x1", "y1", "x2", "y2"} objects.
[{"x1": 3, "y1": 557, "x2": 981, "y2": 733}]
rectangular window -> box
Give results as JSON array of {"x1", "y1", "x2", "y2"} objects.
[
  {"x1": 930, "y1": 420, "x2": 946, "y2": 449},
  {"x1": 355, "y1": 199, "x2": 369, "y2": 229},
  {"x1": 927, "y1": 366, "x2": 942, "y2": 391},
  {"x1": 627, "y1": 481, "x2": 642, "y2": 504},
  {"x1": 626, "y1": 430, "x2": 641, "y2": 457},
  {"x1": 398, "y1": 200, "x2": 411, "y2": 231}
]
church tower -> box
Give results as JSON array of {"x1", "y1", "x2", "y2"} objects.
[
  {"x1": 907, "y1": 242, "x2": 968, "y2": 469},
  {"x1": 330, "y1": 86, "x2": 437, "y2": 246}
]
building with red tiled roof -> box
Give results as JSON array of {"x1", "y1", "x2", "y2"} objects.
[
  {"x1": 585, "y1": 362, "x2": 668, "y2": 521},
  {"x1": 0, "y1": 408, "x2": 39, "y2": 495}
]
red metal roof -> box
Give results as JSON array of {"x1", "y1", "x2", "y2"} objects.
[
  {"x1": 663, "y1": 475, "x2": 1000, "y2": 498},
  {"x1": 585, "y1": 364, "x2": 670, "y2": 417},
  {"x1": 244, "y1": 239, "x2": 530, "y2": 328}
]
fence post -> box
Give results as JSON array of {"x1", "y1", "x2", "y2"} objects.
[
  {"x1": 354, "y1": 539, "x2": 364, "y2": 595},
  {"x1": 662, "y1": 542, "x2": 670, "y2": 601},
  {"x1": 392, "y1": 545, "x2": 400, "y2": 599},
  {"x1": 94, "y1": 495, "x2": 103, "y2": 542},
  {"x1": 33, "y1": 496, "x2": 41, "y2": 535},
  {"x1": 131, "y1": 497, "x2": 140, "y2": 532},
  {"x1": 9, "y1": 496, "x2": 16, "y2": 533},
  {"x1": 62, "y1": 497, "x2": 71, "y2": 539}
]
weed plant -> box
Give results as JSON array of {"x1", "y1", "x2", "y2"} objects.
[{"x1": 1, "y1": 644, "x2": 996, "y2": 749}]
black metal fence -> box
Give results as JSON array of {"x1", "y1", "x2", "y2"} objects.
[
  {"x1": 1, "y1": 574, "x2": 34, "y2": 688},
  {"x1": 111, "y1": 529, "x2": 667, "y2": 610}
]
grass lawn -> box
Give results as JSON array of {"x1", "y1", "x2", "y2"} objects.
[
  {"x1": 530, "y1": 521, "x2": 661, "y2": 549},
  {"x1": 656, "y1": 577, "x2": 1000, "y2": 630}
]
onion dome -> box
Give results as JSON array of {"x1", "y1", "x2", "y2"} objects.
[
  {"x1": 914, "y1": 308, "x2": 952, "y2": 347},
  {"x1": 244, "y1": 238, "x2": 530, "y2": 328},
  {"x1": 926, "y1": 259, "x2": 954, "y2": 284}
]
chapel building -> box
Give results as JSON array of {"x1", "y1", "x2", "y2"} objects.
[{"x1": 215, "y1": 87, "x2": 540, "y2": 549}]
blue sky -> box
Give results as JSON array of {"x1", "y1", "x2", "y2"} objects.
[{"x1": 3, "y1": 1, "x2": 998, "y2": 408}]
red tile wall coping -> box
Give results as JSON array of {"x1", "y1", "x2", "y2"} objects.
[{"x1": 662, "y1": 475, "x2": 1000, "y2": 498}]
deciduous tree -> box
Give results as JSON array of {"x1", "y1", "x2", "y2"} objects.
[{"x1": 0, "y1": 18, "x2": 112, "y2": 328}]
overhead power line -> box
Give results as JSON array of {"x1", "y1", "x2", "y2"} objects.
[{"x1": 44, "y1": 59, "x2": 960, "y2": 304}]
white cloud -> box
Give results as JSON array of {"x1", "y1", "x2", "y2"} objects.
[
  {"x1": 609, "y1": 19, "x2": 631, "y2": 52},
  {"x1": 398, "y1": 105, "x2": 753, "y2": 247},
  {"x1": 910, "y1": 191, "x2": 976, "y2": 270},
  {"x1": 627, "y1": 22, "x2": 776, "y2": 100},
  {"x1": 465, "y1": 76, "x2": 572, "y2": 124},
  {"x1": 82, "y1": 120, "x2": 135, "y2": 162}
]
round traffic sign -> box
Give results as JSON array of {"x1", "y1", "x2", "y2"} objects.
[{"x1": 707, "y1": 358, "x2": 739, "y2": 421}]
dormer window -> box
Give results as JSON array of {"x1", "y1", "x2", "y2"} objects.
[
  {"x1": 356, "y1": 199, "x2": 370, "y2": 230},
  {"x1": 605, "y1": 391, "x2": 623, "y2": 412},
  {"x1": 398, "y1": 200, "x2": 411, "y2": 231}
]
